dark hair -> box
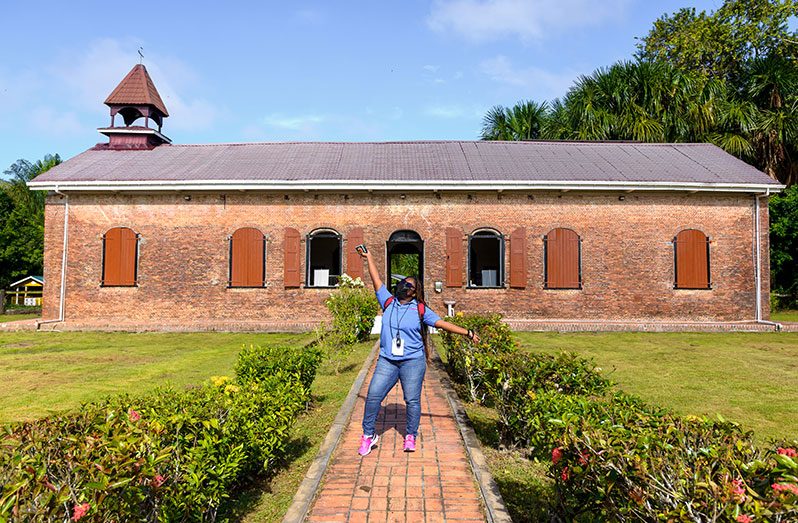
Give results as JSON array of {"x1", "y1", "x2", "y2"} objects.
[{"x1": 406, "y1": 276, "x2": 432, "y2": 361}]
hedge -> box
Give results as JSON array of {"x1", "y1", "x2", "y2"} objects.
[
  {"x1": 440, "y1": 313, "x2": 798, "y2": 522},
  {"x1": 0, "y1": 343, "x2": 323, "y2": 521}
]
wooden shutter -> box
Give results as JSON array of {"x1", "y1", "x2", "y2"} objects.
[
  {"x1": 230, "y1": 228, "x2": 264, "y2": 287},
  {"x1": 445, "y1": 227, "x2": 463, "y2": 287},
  {"x1": 284, "y1": 227, "x2": 301, "y2": 288},
  {"x1": 675, "y1": 229, "x2": 710, "y2": 289},
  {"x1": 346, "y1": 227, "x2": 365, "y2": 280},
  {"x1": 509, "y1": 227, "x2": 527, "y2": 288},
  {"x1": 545, "y1": 228, "x2": 581, "y2": 289},
  {"x1": 102, "y1": 227, "x2": 138, "y2": 286}
]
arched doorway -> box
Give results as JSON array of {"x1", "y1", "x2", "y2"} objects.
[{"x1": 386, "y1": 230, "x2": 424, "y2": 293}]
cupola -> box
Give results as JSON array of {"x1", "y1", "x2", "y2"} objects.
[{"x1": 98, "y1": 64, "x2": 171, "y2": 149}]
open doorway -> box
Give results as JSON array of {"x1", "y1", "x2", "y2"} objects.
[{"x1": 386, "y1": 230, "x2": 424, "y2": 293}]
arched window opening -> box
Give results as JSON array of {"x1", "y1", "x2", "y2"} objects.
[
  {"x1": 229, "y1": 227, "x2": 266, "y2": 288},
  {"x1": 674, "y1": 229, "x2": 711, "y2": 289},
  {"x1": 307, "y1": 229, "x2": 342, "y2": 287},
  {"x1": 544, "y1": 228, "x2": 582, "y2": 290},
  {"x1": 102, "y1": 227, "x2": 139, "y2": 287},
  {"x1": 468, "y1": 229, "x2": 504, "y2": 288}
]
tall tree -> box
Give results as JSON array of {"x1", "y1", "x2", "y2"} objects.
[
  {"x1": 0, "y1": 154, "x2": 61, "y2": 289},
  {"x1": 481, "y1": 101, "x2": 548, "y2": 141}
]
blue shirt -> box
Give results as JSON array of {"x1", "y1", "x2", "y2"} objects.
[{"x1": 376, "y1": 285, "x2": 441, "y2": 360}]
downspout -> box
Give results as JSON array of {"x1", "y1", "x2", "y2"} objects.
[
  {"x1": 36, "y1": 187, "x2": 68, "y2": 328},
  {"x1": 754, "y1": 189, "x2": 782, "y2": 330}
]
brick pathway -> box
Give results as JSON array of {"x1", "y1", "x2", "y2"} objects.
[{"x1": 306, "y1": 359, "x2": 485, "y2": 522}]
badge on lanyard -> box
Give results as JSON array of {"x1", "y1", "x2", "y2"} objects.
[{"x1": 391, "y1": 334, "x2": 405, "y2": 356}]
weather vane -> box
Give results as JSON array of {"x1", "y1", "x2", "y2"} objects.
[{"x1": 138, "y1": 47, "x2": 144, "y2": 64}]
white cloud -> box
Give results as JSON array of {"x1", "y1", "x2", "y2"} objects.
[
  {"x1": 29, "y1": 107, "x2": 84, "y2": 136},
  {"x1": 424, "y1": 104, "x2": 484, "y2": 119},
  {"x1": 262, "y1": 114, "x2": 326, "y2": 131},
  {"x1": 51, "y1": 38, "x2": 220, "y2": 132},
  {"x1": 423, "y1": 65, "x2": 440, "y2": 73},
  {"x1": 427, "y1": 0, "x2": 630, "y2": 42},
  {"x1": 480, "y1": 55, "x2": 577, "y2": 99}
]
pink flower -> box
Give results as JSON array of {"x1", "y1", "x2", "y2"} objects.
[
  {"x1": 561, "y1": 466, "x2": 570, "y2": 482},
  {"x1": 128, "y1": 409, "x2": 141, "y2": 422},
  {"x1": 72, "y1": 503, "x2": 90, "y2": 521},
  {"x1": 771, "y1": 483, "x2": 798, "y2": 495},
  {"x1": 736, "y1": 515, "x2": 753, "y2": 523},
  {"x1": 730, "y1": 479, "x2": 747, "y2": 502},
  {"x1": 777, "y1": 447, "x2": 797, "y2": 458},
  {"x1": 551, "y1": 447, "x2": 563, "y2": 464},
  {"x1": 578, "y1": 450, "x2": 590, "y2": 466},
  {"x1": 153, "y1": 474, "x2": 167, "y2": 488}
]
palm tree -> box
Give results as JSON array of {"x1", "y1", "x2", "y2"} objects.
[{"x1": 480, "y1": 101, "x2": 549, "y2": 141}]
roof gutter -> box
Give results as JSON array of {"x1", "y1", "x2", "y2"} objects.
[{"x1": 27, "y1": 179, "x2": 786, "y2": 193}]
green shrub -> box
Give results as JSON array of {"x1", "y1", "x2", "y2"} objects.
[
  {"x1": 235, "y1": 343, "x2": 323, "y2": 404},
  {"x1": 550, "y1": 415, "x2": 798, "y2": 522},
  {"x1": 325, "y1": 274, "x2": 379, "y2": 345},
  {"x1": 439, "y1": 313, "x2": 517, "y2": 403},
  {"x1": 0, "y1": 342, "x2": 320, "y2": 521}
]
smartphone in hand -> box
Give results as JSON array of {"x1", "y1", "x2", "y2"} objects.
[{"x1": 355, "y1": 244, "x2": 368, "y2": 254}]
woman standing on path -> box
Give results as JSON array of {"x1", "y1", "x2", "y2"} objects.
[{"x1": 356, "y1": 245, "x2": 480, "y2": 456}]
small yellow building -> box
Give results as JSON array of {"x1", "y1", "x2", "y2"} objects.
[{"x1": 6, "y1": 276, "x2": 44, "y2": 306}]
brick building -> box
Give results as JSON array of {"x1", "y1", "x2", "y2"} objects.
[{"x1": 29, "y1": 64, "x2": 784, "y2": 331}]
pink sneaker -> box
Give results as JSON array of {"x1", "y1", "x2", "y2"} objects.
[
  {"x1": 403, "y1": 434, "x2": 416, "y2": 452},
  {"x1": 358, "y1": 434, "x2": 379, "y2": 456}
]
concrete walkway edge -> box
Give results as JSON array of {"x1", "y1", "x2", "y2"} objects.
[
  {"x1": 431, "y1": 353, "x2": 513, "y2": 523},
  {"x1": 282, "y1": 341, "x2": 380, "y2": 523}
]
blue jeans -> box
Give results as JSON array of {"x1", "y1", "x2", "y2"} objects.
[{"x1": 362, "y1": 356, "x2": 427, "y2": 437}]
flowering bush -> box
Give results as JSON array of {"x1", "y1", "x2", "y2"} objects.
[
  {"x1": 0, "y1": 342, "x2": 321, "y2": 521},
  {"x1": 325, "y1": 273, "x2": 379, "y2": 345}
]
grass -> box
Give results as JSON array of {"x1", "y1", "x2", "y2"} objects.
[
  {"x1": 225, "y1": 338, "x2": 376, "y2": 521},
  {"x1": 773, "y1": 309, "x2": 798, "y2": 322},
  {"x1": 0, "y1": 313, "x2": 38, "y2": 323},
  {"x1": 0, "y1": 331, "x2": 312, "y2": 421},
  {"x1": 514, "y1": 332, "x2": 798, "y2": 442}
]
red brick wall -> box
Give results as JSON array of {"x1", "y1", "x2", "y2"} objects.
[{"x1": 41, "y1": 190, "x2": 771, "y2": 328}]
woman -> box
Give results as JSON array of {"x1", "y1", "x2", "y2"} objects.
[{"x1": 357, "y1": 245, "x2": 480, "y2": 456}]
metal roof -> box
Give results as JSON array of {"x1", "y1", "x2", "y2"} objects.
[
  {"x1": 104, "y1": 64, "x2": 169, "y2": 116},
  {"x1": 29, "y1": 140, "x2": 782, "y2": 193}
]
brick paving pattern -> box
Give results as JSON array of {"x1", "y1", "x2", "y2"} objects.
[{"x1": 306, "y1": 360, "x2": 485, "y2": 522}]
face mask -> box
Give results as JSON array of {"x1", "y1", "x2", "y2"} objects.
[{"x1": 395, "y1": 280, "x2": 415, "y2": 300}]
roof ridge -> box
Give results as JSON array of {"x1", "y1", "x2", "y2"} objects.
[{"x1": 166, "y1": 140, "x2": 718, "y2": 148}]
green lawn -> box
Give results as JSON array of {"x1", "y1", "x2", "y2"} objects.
[
  {"x1": 0, "y1": 313, "x2": 38, "y2": 323},
  {"x1": 516, "y1": 331, "x2": 798, "y2": 442},
  {"x1": 0, "y1": 331, "x2": 312, "y2": 421},
  {"x1": 773, "y1": 309, "x2": 798, "y2": 322}
]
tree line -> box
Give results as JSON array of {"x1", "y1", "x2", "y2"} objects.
[
  {"x1": 481, "y1": 0, "x2": 798, "y2": 307},
  {"x1": 0, "y1": 155, "x2": 60, "y2": 291}
]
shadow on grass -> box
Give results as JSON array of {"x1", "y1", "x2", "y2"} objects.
[{"x1": 218, "y1": 435, "x2": 313, "y2": 520}]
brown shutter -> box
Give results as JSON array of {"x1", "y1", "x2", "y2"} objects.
[
  {"x1": 509, "y1": 227, "x2": 527, "y2": 288},
  {"x1": 675, "y1": 229, "x2": 709, "y2": 289},
  {"x1": 346, "y1": 227, "x2": 365, "y2": 280},
  {"x1": 103, "y1": 227, "x2": 137, "y2": 286},
  {"x1": 445, "y1": 227, "x2": 463, "y2": 287},
  {"x1": 545, "y1": 228, "x2": 580, "y2": 289},
  {"x1": 284, "y1": 227, "x2": 301, "y2": 288},
  {"x1": 231, "y1": 228, "x2": 264, "y2": 287}
]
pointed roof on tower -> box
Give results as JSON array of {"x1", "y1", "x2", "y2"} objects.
[{"x1": 104, "y1": 64, "x2": 169, "y2": 116}]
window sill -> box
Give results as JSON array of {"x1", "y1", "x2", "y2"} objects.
[
  {"x1": 100, "y1": 284, "x2": 139, "y2": 288},
  {"x1": 543, "y1": 286, "x2": 583, "y2": 291},
  {"x1": 466, "y1": 286, "x2": 506, "y2": 290},
  {"x1": 673, "y1": 286, "x2": 713, "y2": 290},
  {"x1": 227, "y1": 285, "x2": 269, "y2": 289},
  {"x1": 305, "y1": 285, "x2": 340, "y2": 289}
]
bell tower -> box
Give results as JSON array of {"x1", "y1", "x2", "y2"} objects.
[{"x1": 98, "y1": 64, "x2": 171, "y2": 149}]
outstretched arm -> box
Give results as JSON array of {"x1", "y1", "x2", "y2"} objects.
[
  {"x1": 358, "y1": 248, "x2": 383, "y2": 291},
  {"x1": 434, "y1": 320, "x2": 481, "y2": 344}
]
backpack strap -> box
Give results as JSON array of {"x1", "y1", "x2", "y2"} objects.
[{"x1": 382, "y1": 296, "x2": 394, "y2": 311}]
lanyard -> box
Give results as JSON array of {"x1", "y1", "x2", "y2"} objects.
[{"x1": 390, "y1": 299, "x2": 413, "y2": 341}]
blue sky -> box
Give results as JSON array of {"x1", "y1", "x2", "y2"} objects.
[{"x1": 0, "y1": 0, "x2": 723, "y2": 171}]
